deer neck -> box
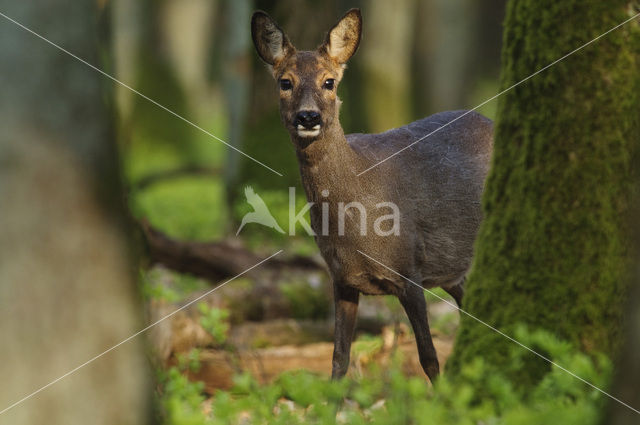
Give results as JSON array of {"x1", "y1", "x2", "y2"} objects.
[{"x1": 294, "y1": 122, "x2": 359, "y2": 204}]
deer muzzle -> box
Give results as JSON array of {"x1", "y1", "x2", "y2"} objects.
[{"x1": 294, "y1": 110, "x2": 322, "y2": 137}]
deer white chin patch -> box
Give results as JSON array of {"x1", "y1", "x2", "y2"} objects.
[{"x1": 297, "y1": 124, "x2": 321, "y2": 138}]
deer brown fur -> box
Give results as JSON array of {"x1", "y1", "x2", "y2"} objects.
[{"x1": 251, "y1": 8, "x2": 493, "y2": 381}]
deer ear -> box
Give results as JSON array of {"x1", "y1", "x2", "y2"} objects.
[
  {"x1": 321, "y1": 9, "x2": 362, "y2": 64},
  {"x1": 251, "y1": 11, "x2": 294, "y2": 66}
]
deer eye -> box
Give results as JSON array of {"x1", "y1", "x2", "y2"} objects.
[
  {"x1": 323, "y1": 79, "x2": 335, "y2": 90},
  {"x1": 279, "y1": 79, "x2": 292, "y2": 91}
]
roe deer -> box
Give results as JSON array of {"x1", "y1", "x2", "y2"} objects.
[{"x1": 251, "y1": 9, "x2": 493, "y2": 381}]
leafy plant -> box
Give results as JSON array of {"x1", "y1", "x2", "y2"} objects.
[
  {"x1": 156, "y1": 366, "x2": 210, "y2": 425},
  {"x1": 141, "y1": 269, "x2": 209, "y2": 303},
  {"x1": 156, "y1": 326, "x2": 612, "y2": 425},
  {"x1": 198, "y1": 303, "x2": 230, "y2": 345},
  {"x1": 176, "y1": 349, "x2": 202, "y2": 373},
  {"x1": 140, "y1": 269, "x2": 180, "y2": 303}
]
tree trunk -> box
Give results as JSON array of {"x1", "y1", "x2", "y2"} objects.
[
  {"x1": 605, "y1": 260, "x2": 640, "y2": 424},
  {"x1": 605, "y1": 153, "x2": 640, "y2": 423},
  {"x1": 0, "y1": 2, "x2": 151, "y2": 424},
  {"x1": 360, "y1": 0, "x2": 416, "y2": 132},
  {"x1": 412, "y1": 0, "x2": 478, "y2": 115},
  {"x1": 220, "y1": 0, "x2": 252, "y2": 215},
  {"x1": 112, "y1": 0, "x2": 144, "y2": 126},
  {"x1": 126, "y1": 0, "x2": 193, "y2": 154},
  {"x1": 448, "y1": 0, "x2": 640, "y2": 386}
]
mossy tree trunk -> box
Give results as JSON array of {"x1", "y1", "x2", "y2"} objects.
[{"x1": 449, "y1": 1, "x2": 640, "y2": 385}]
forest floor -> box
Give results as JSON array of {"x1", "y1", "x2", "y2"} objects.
[
  {"x1": 146, "y1": 266, "x2": 460, "y2": 393},
  {"x1": 178, "y1": 320, "x2": 455, "y2": 393}
]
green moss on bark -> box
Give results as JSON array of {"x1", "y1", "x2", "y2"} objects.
[{"x1": 448, "y1": 1, "x2": 640, "y2": 384}]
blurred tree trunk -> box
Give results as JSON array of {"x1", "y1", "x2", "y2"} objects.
[
  {"x1": 112, "y1": 0, "x2": 144, "y2": 128},
  {"x1": 220, "y1": 0, "x2": 252, "y2": 219},
  {"x1": 448, "y1": 0, "x2": 640, "y2": 387},
  {"x1": 161, "y1": 0, "x2": 219, "y2": 118},
  {"x1": 412, "y1": 0, "x2": 505, "y2": 118},
  {"x1": 606, "y1": 258, "x2": 640, "y2": 424},
  {"x1": 0, "y1": 2, "x2": 151, "y2": 424},
  {"x1": 360, "y1": 0, "x2": 416, "y2": 132},
  {"x1": 605, "y1": 155, "x2": 640, "y2": 423},
  {"x1": 473, "y1": 0, "x2": 507, "y2": 80},
  {"x1": 124, "y1": 0, "x2": 194, "y2": 154},
  {"x1": 412, "y1": 0, "x2": 477, "y2": 115}
]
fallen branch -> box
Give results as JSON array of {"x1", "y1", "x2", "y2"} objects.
[{"x1": 140, "y1": 220, "x2": 324, "y2": 282}]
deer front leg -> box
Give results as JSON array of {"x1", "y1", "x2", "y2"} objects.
[
  {"x1": 331, "y1": 283, "x2": 359, "y2": 379},
  {"x1": 398, "y1": 284, "x2": 440, "y2": 382}
]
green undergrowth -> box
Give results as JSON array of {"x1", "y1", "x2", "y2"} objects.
[
  {"x1": 198, "y1": 303, "x2": 230, "y2": 345},
  {"x1": 122, "y1": 112, "x2": 231, "y2": 242},
  {"x1": 131, "y1": 175, "x2": 228, "y2": 241},
  {"x1": 157, "y1": 324, "x2": 611, "y2": 425},
  {"x1": 232, "y1": 187, "x2": 318, "y2": 255},
  {"x1": 124, "y1": 132, "x2": 317, "y2": 254},
  {"x1": 280, "y1": 279, "x2": 331, "y2": 320},
  {"x1": 140, "y1": 268, "x2": 210, "y2": 303}
]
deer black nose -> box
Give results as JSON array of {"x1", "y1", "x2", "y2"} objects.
[{"x1": 294, "y1": 110, "x2": 321, "y2": 129}]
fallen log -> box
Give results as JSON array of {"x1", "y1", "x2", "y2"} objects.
[
  {"x1": 179, "y1": 329, "x2": 454, "y2": 393},
  {"x1": 140, "y1": 219, "x2": 324, "y2": 282}
]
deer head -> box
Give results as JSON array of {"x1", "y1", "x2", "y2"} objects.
[{"x1": 251, "y1": 9, "x2": 362, "y2": 145}]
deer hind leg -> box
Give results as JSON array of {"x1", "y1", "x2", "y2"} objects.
[
  {"x1": 399, "y1": 283, "x2": 440, "y2": 382},
  {"x1": 331, "y1": 283, "x2": 360, "y2": 379},
  {"x1": 443, "y1": 277, "x2": 465, "y2": 308}
]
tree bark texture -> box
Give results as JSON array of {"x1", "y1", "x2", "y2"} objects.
[{"x1": 0, "y1": 2, "x2": 152, "y2": 424}]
